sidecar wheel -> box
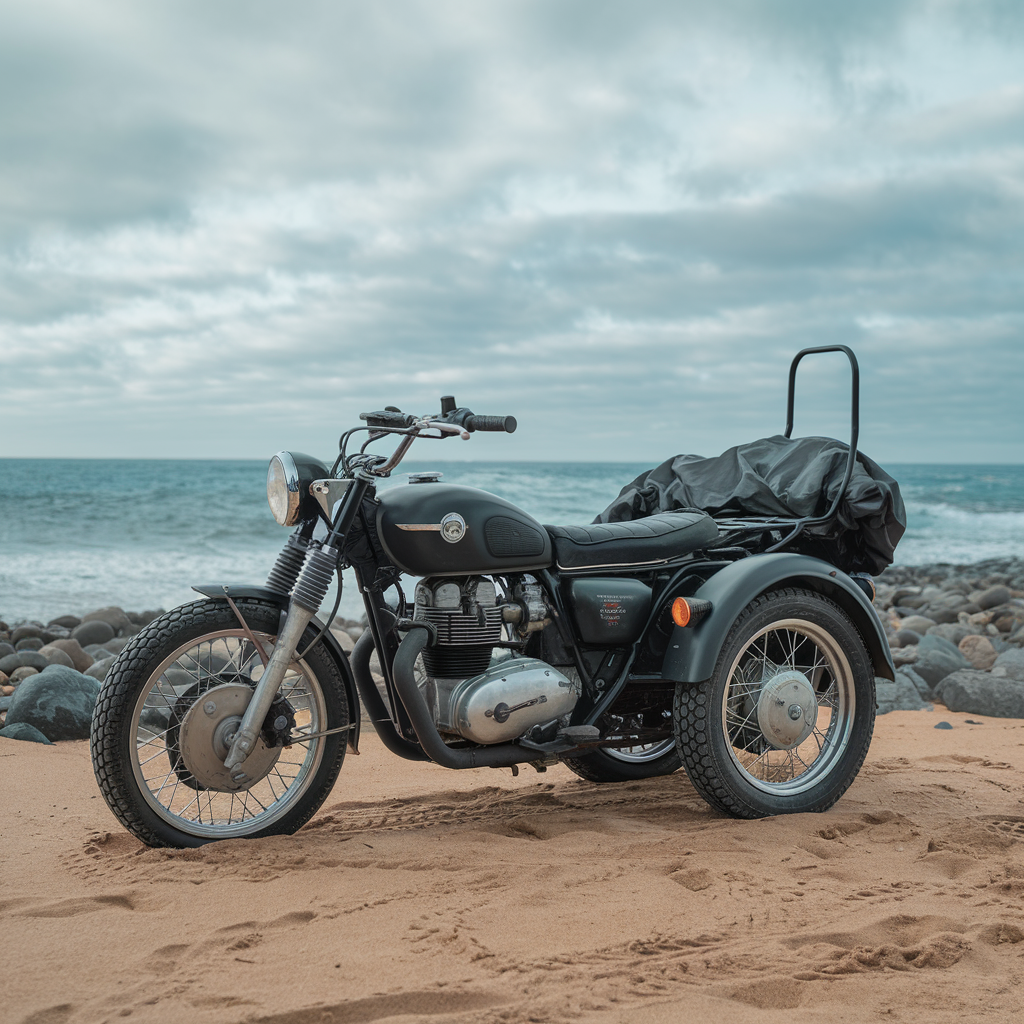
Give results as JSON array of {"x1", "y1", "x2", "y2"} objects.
[
  {"x1": 90, "y1": 599, "x2": 349, "y2": 848},
  {"x1": 674, "y1": 588, "x2": 875, "y2": 819}
]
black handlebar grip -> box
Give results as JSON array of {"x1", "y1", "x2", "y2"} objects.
[
  {"x1": 359, "y1": 409, "x2": 418, "y2": 428},
  {"x1": 464, "y1": 414, "x2": 517, "y2": 433}
]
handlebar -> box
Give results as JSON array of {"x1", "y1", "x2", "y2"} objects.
[
  {"x1": 359, "y1": 407, "x2": 516, "y2": 434},
  {"x1": 348, "y1": 398, "x2": 516, "y2": 477}
]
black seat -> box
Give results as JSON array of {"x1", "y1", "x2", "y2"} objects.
[{"x1": 544, "y1": 511, "x2": 719, "y2": 570}]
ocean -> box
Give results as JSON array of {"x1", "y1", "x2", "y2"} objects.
[{"x1": 1, "y1": 459, "x2": 1022, "y2": 625}]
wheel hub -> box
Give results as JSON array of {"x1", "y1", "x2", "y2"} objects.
[
  {"x1": 756, "y1": 669, "x2": 818, "y2": 750},
  {"x1": 179, "y1": 683, "x2": 281, "y2": 792}
]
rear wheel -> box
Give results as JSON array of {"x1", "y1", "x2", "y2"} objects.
[
  {"x1": 674, "y1": 588, "x2": 875, "y2": 818},
  {"x1": 91, "y1": 599, "x2": 349, "y2": 847},
  {"x1": 563, "y1": 738, "x2": 681, "y2": 782}
]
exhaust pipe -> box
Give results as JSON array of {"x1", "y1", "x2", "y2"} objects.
[
  {"x1": 350, "y1": 629, "x2": 430, "y2": 762},
  {"x1": 392, "y1": 627, "x2": 534, "y2": 770}
]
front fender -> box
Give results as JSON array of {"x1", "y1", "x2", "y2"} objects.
[
  {"x1": 660, "y1": 554, "x2": 895, "y2": 685},
  {"x1": 192, "y1": 584, "x2": 361, "y2": 753}
]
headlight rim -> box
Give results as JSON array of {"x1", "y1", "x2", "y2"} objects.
[{"x1": 268, "y1": 451, "x2": 303, "y2": 526}]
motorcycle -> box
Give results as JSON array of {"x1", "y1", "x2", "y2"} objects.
[{"x1": 90, "y1": 345, "x2": 897, "y2": 847}]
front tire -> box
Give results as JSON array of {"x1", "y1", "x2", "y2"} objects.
[
  {"x1": 91, "y1": 599, "x2": 349, "y2": 847},
  {"x1": 674, "y1": 587, "x2": 875, "y2": 818}
]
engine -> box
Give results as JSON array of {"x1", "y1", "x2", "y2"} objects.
[{"x1": 413, "y1": 575, "x2": 579, "y2": 744}]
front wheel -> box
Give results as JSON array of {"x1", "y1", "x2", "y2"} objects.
[
  {"x1": 90, "y1": 599, "x2": 350, "y2": 847},
  {"x1": 674, "y1": 587, "x2": 875, "y2": 819}
]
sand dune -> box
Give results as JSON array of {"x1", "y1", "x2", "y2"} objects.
[{"x1": 3, "y1": 709, "x2": 1024, "y2": 1023}]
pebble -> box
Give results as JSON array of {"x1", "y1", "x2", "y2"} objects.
[
  {"x1": 80, "y1": 606, "x2": 132, "y2": 632},
  {"x1": 11, "y1": 625, "x2": 45, "y2": 645},
  {"x1": 37, "y1": 644, "x2": 76, "y2": 670},
  {"x1": 9, "y1": 666, "x2": 39, "y2": 683},
  {"x1": 899, "y1": 615, "x2": 937, "y2": 634},
  {"x1": 976, "y1": 585, "x2": 1013, "y2": 610},
  {"x1": 42, "y1": 639, "x2": 94, "y2": 672},
  {"x1": 46, "y1": 615, "x2": 81, "y2": 629},
  {"x1": 959, "y1": 634, "x2": 998, "y2": 671},
  {"x1": 71, "y1": 620, "x2": 115, "y2": 647}
]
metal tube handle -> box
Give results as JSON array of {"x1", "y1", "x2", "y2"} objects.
[{"x1": 782, "y1": 344, "x2": 861, "y2": 528}]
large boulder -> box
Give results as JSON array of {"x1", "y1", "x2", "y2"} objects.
[
  {"x1": 0, "y1": 722, "x2": 53, "y2": 745},
  {"x1": 0, "y1": 651, "x2": 49, "y2": 675},
  {"x1": 37, "y1": 644, "x2": 76, "y2": 669},
  {"x1": 43, "y1": 638, "x2": 93, "y2": 672},
  {"x1": 80, "y1": 606, "x2": 132, "y2": 635},
  {"x1": 71, "y1": 620, "x2": 115, "y2": 647},
  {"x1": 937, "y1": 669, "x2": 1024, "y2": 718},
  {"x1": 991, "y1": 648, "x2": 1024, "y2": 682},
  {"x1": 4, "y1": 665, "x2": 102, "y2": 741},
  {"x1": 913, "y1": 634, "x2": 971, "y2": 689},
  {"x1": 876, "y1": 672, "x2": 931, "y2": 713}
]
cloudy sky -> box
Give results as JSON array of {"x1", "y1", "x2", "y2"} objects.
[{"x1": 1, "y1": 0, "x2": 1022, "y2": 464}]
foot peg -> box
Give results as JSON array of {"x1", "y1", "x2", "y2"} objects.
[{"x1": 557, "y1": 725, "x2": 600, "y2": 744}]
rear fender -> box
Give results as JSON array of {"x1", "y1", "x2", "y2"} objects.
[
  {"x1": 191, "y1": 584, "x2": 361, "y2": 753},
  {"x1": 659, "y1": 553, "x2": 895, "y2": 685}
]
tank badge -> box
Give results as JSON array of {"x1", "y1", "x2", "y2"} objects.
[
  {"x1": 396, "y1": 511, "x2": 468, "y2": 543},
  {"x1": 440, "y1": 512, "x2": 467, "y2": 543}
]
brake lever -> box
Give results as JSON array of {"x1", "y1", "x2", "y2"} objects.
[{"x1": 419, "y1": 418, "x2": 470, "y2": 440}]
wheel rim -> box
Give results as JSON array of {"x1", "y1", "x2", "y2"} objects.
[
  {"x1": 129, "y1": 629, "x2": 328, "y2": 839},
  {"x1": 721, "y1": 617, "x2": 855, "y2": 796},
  {"x1": 604, "y1": 738, "x2": 676, "y2": 763}
]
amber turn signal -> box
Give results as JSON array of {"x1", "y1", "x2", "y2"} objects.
[{"x1": 671, "y1": 597, "x2": 691, "y2": 628}]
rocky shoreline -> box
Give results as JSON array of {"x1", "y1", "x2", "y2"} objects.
[
  {"x1": 873, "y1": 556, "x2": 1024, "y2": 716},
  {"x1": 2, "y1": 557, "x2": 1023, "y2": 744},
  {"x1": 0, "y1": 606, "x2": 367, "y2": 745}
]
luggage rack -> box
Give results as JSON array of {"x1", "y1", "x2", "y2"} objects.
[{"x1": 705, "y1": 345, "x2": 860, "y2": 556}]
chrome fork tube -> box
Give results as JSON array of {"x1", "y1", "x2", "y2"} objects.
[
  {"x1": 222, "y1": 604, "x2": 315, "y2": 779},
  {"x1": 223, "y1": 543, "x2": 340, "y2": 779}
]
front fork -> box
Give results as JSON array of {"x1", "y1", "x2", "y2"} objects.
[{"x1": 223, "y1": 473, "x2": 372, "y2": 779}]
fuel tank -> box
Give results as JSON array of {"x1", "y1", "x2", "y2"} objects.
[{"x1": 376, "y1": 482, "x2": 553, "y2": 576}]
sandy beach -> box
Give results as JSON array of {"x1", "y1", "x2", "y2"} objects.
[{"x1": 2, "y1": 708, "x2": 1023, "y2": 1024}]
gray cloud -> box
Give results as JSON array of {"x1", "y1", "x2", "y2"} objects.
[{"x1": 1, "y1": 0, "x2": 1022, "y2": 465}]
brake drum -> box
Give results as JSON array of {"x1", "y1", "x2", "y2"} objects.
[{"x1": 178, "y1": 683, "x2": 281, "y2": 792}]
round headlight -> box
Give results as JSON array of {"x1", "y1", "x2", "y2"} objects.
[{"x1": 267, "y1": 452, "x2": 301, "y2": 526}]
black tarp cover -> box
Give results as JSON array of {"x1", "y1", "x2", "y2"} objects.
[{"x1": 596, "y1": 435, "x2": 906, "y2": 575}]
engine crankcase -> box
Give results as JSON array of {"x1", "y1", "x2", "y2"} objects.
[{"x1": 447, "y1": 657, "x2": 579, "y2": 744}]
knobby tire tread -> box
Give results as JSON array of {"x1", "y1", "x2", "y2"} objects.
[
  {"x1": 673, "y1": 587, "x2": 875, "y2": 820},
  {"x1": 90, "y1": 599, "x2": 349, "y2": 848}
]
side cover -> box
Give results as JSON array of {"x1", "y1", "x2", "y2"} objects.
[
  {"x1": 191, "y1": 584, "x2": 361, "y2": 753},
  {"x1": 659, "y1": 553, "x2": 896, "y2": 685},
  {"x1": 376, "y1": 483, "x2": 553, "y2": 576}
]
